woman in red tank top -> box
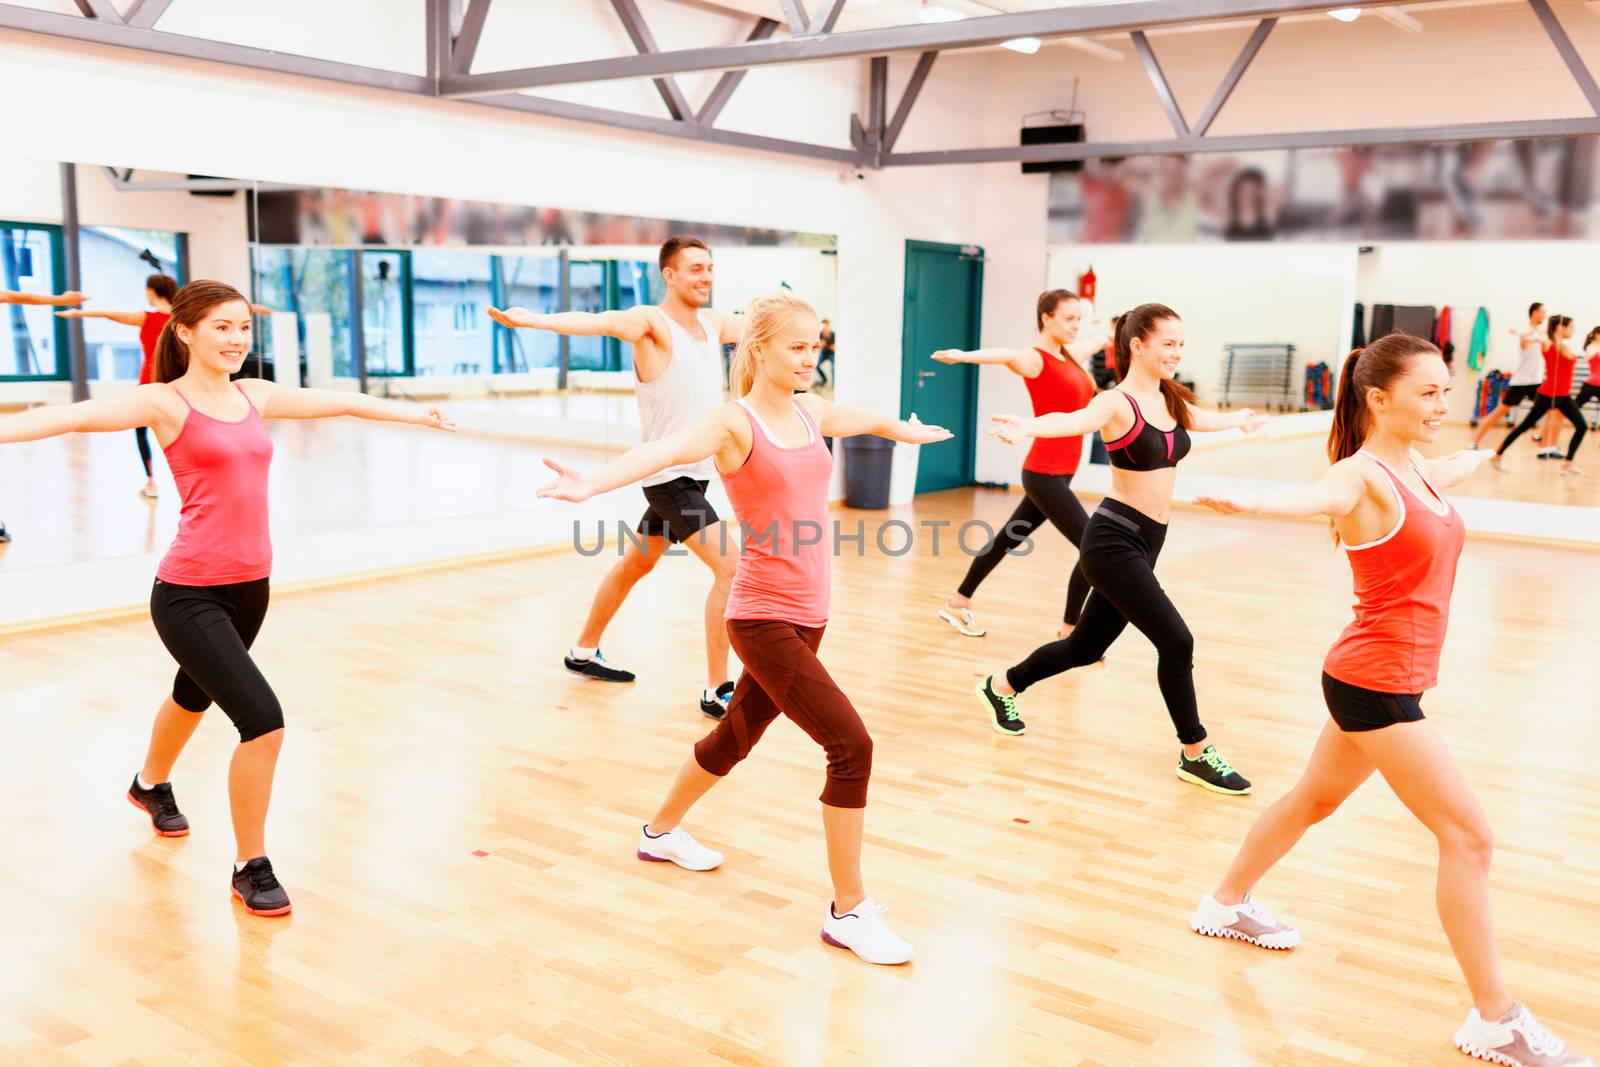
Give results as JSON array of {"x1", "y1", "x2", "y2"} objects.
[
  {"x1": 1186, "y1": 336, "x2": 1588, "y2": 1065},
  {"x1": 539, "y1": 292, "x2": 950, "y2": 967},
  {"x1": 4, "y1": 280, "x2": 455, "y2": 918},
  {"x1": 1492, "y1": 315, "x2": 1587, "y2": 475},
  {"x1": 932, "y1": 289, "x2": 1109, "y2": 640}
]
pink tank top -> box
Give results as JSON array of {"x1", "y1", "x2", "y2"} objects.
[
  {"x1": 1323, "y1": 452, "x2": 1464, "y2": 694},
  {"x1": 723, "y1": 399, "x2": 833, "y2": 627},
  {"x1": 156, "y1": 384, "x2": 275, "y2": 586}
]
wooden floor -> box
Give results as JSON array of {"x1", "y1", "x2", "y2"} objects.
[
  {"x1": 1185, "y1": 422, "x2": 1600, "y2": 507},
  {"x1": 1, "y1": 488, "x2": 1597, "y2": 1066}
]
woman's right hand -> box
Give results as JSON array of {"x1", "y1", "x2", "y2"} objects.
[
  {"x1": 931, "y1": 349, "x2": 965, "y2": 364},
  {"x1": 487, "y1": 307, "x2": 536, "y2": 329},
  {"x1": 535, "y1": 458, "x2": 594, "y2": 503},
  {"x1": 1193, "y1": 492, "x2": 1260, "y2": 515},
  {"x1": 988, "y1": 413, "x2": 1032, "y2": 446}
]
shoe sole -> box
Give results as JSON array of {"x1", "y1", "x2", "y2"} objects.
[
  {"x1": 1453, "y1": 1040, "x2": 1558, "y2": 1067},
  {"x1": 636, "y1": 849, "x2": 720, "y2": 872},
  {"x1": 126, "y1": 791, "x2": 189, "y2": 837},
  {"x1": 230, "y1": 885, "x2": 292, "y2": 917},
  {"x1": 1176, "y1": 768, "x2": 1251, "y2": 795},
  {"x1": 937, "y1": 610, "x2": 986, "y2": 638},
  {"x1": 973, "y1": 683, "x2": 1025, "y2": 737},
  {"x1": 1189, "y1": 917, "x2": 1298, "y2": 950},
  {"x1": 819, "y1": 929, "x2": 914, "y2": 965},
  {"x1": 564, "y1": 664, "x2": 636, "y2": 683},
  {"x1": 699, "y1": 704, "x2": 726, "y2": 721}
]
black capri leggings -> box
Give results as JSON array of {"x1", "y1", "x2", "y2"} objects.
[
  {"x1": 956, "y1": 468, "x2": 1092, "y2": 625},
  {"x1": 1497, "y1": 393, "x2": 1587, "y2": 461},
  {"x1": 150, "y1": 578, "x2": 284, "y2": 743},
  {"x1": 134, "y1": 426, "x2": 153, "y2": 479},
  {"x1": 1004, "y1": 498, "x2": 1205, "y2": 746}
]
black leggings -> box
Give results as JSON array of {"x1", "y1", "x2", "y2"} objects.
[
  {"x1": 135, "y1": 426, "x2": 153, "y2": 479},
  {"x1": 1497, "y1": 393, "x2": 1587, "y2": 460},
  {"x1": 150, "y1": 578, "x2": 283, "y2": 743},
  {"x1": 956, "y1": 468, "x2": 1092, "y2": 625},
  {"x1": 1004, "y1": 498, "x2": 1204, "y2": 745}
]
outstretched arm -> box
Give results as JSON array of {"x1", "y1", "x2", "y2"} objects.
[
  {"x1": 931, "y1": 347, "x2": 1037, "y2": 376},
  {"x1": 798, "y1": 395, "x2": 953, "y2": 444},
  {"x1": 56, "y1": 309, "x2": 147, "y2": 327},
  {"x1": 0, "y1": 388, "x2": 165, "y2": 443},
  {"x1": 487, "y1": 304, "x2": 655, "y2": 343},
  {"x1": 1194, "y1": 461, "x2": 1366, "y2": 519},
  {"x1": 715, "y1": 310, "x2": 745, "y2": 346},
  {"x1": 245, "y1": 382, "x2": 455, "y2": 431},
  {"x1": 1187, "y1": 403, "x2": 1267, "y2": 433},
  {"x1": 1, "y1": 289, "x2": 86, "y2": 307},
  {"x1": 1417, "y1": 447, "x2": 1492, "y2": 490},
  {"x1": 991, "y1": 389, "x2": 1118, "y2": 445},
  {"x1": 538, "y1": 407, "x2": 735, "y2": 502}
]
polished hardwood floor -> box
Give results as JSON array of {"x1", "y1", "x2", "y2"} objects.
[{"x1": 0, "y1": 488, "x2": 1596, "y2": 1065}]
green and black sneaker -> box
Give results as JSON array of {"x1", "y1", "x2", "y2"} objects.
[
  {"x1": 975, "y1": 675, "x2": 1025, "y2": 737},
  {"x1": 1177, "y1": 745, "x2": 1251, "y2": 795}
]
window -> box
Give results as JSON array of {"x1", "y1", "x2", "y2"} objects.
[
  {"x1": 253, "y1": 247, "x2": 356, "y2": 378},
  {"x1": 360, "y1": 251, "x2": 407, "y2": 375},
  {"x1": 410, "y1": 249, "x2": 492, "y2": 376},
  {"x1": 452, "y1": 302, "x2": 479, "y2": 335},
  {"x1": 79, "y1": 226, "x2": 183, "y2": 381},
  {"x1": 0, "y1": 222, "x2": 67, "y2": 380},
  {"x1": 498, "y1": 254, "x2": 562, "y2": 372}
]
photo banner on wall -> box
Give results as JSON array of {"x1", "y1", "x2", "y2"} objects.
[
  {"x1": 253, "y1": 187, "x2": 836, "y2": 249},
  {"x1": 1046, "y1": 136, "x2": 1600, "y2": 244}
]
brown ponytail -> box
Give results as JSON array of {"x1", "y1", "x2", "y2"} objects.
[
  {"x1": 1326, "y1": 333, "x2": 1441, "y2": 464},
  {"x1": 153, "y1": 279, "x2": 250, "y2": 384},
  {"x1": 1114, "y1": 302, "x2": 1197, "y2": 429}
]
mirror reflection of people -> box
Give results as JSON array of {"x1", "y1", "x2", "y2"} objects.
[
  {"x1": 815, "y1": 319, "x2": 836, "y2": 389},
  {"x1": 1491, "y1": 314, "x2": 1586, "y2": 476},
  {"x1": 1223, "y1": 167, "x2": 1275, "y2": 241},
  {"x1": 1, "y1": 286, "x2": 88, "y2": 543},
  {"x1": 1470, "y1": 302, "x2": 1545, "y2": 450}
]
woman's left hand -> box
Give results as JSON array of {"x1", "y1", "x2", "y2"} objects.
[
  {"x1": 417, "y1": 407, "x2": 457, "y2": 432},
  {"x1": 1239, "y1": 410, "x2": 1267, "y2": 433}
]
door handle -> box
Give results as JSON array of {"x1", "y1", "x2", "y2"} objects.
[{"x1": 918, "y1": 370, "x2": 937, "y2": 379}]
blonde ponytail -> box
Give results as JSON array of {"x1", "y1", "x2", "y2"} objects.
[{"x1": 729, "y1": 291, "x2": 818, "y2": 397}]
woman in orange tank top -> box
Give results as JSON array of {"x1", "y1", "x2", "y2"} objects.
[
  {"x1": 538, "y1": 292, "x2": 950, "y2": 967},
  {"x1": 1183, "y1": 335, "x2": 1588, "y2": 1066}
]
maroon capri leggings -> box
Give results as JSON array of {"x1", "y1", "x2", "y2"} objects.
[{"x1": 694, "y1": 619, "x2": 873, "y2": 809}]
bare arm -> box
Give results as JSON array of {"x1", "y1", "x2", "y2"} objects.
[
  {"x1": 992, "y1": 389, "x2": 1119, "y2": 444},
  {"x1": 931, "y1": 347, "x2": 1037, "y2": 376},
  {"x1": 715, "y1": 310, "x2": 744, "y2": 346},
  {"x1": 1186, "y1": 403, "x2": 1266, "y2": 433},
  {"x1": 56, "y1": 309, "x2": 147, "y2": 327},
  {"x1": 486, "y1": 304, "x2": 654, "y2": 343},
  {"x1": 0, "y1": 289, "x2": 86, "y2": 307},
  {"x1": 538, "y1": 407, "x2": 737, "y2": 502},
  {"x1": 1417, "y1": 447, "x2": 1492, "y2": 490},
  {"x1": 0, "y1": 388, "x2": 166, "y2": 443},
  {"x1": 1195, "y1": 460, "x2": 1367, "y2": 519},
  {"x1": 243, "y1": 381, "x2": 454, "y2": 431},
  {"x1": 797, "y1": 394, "x2": 953, "y2": 444}
]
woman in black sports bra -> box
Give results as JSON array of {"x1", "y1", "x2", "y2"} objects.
[{"x1": 973, "y1": 303, "x2": 1267, "y2": 796}]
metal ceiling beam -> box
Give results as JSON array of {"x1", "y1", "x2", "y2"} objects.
[
  {"x1": 884, "y1": 115, "x2": 1600, "y2": 166},
  {"x1": 610, "y1": 0, "x2": 694, "y2": 122},
  {"x1": 809, "y1": 0, "x2": 847, "y2": 35},
  {"x1": 453, "y1": 0, "x2": 492, "y2": 75},
  {"x1": 866, "y1": 55, "x2": 888, "y2": 166},
  {"x1": 1528, "y1": 0, "x2": 1600, "y2": 116},
  {"x1": 71, "y1": 0, "x2": 120, "y2": 22},
  {"x1": 437, "y1": 0, "x2": 1405, "y2": 97},
  {"x1": 696, "y1": 17, "x2": 781, "y2": 127},
  {"x1": 882, "y1": 52, "x2": 938, "y2": 155},
  {"x1": 1190, "y1": 18, "x2": 1275, "y2": 137},
  {"x1": 777, "y1": 0, "x2": 809, "y2": 36},
  {"x1": 97, "y1": 167, "x2": 303, "y2": 193},
  {"x1": 1130, "y1": 30, "x2": 1188, "y2": 138},
  {"x1": 123, "y1": 0, "x2": 173, "y2": 30}
]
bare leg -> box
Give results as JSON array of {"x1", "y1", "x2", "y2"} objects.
[
  {"x1": 1471, "y1": 402, "x2": 1514, "y2": 447},
  {"x1": 646, "y1": 753, "x2": 722, "y2": 835},
  {"x1": 683, "y1": 525, "x2": 736, "y2": 690},
  {"x1": 139, "y1": 695, "x2": 205, "y2": 784},
  {"x1": 1348, "y1": 721, "x2": 1513, "y2": 1019},
  {"x1": 229, "y1": 728, "x2": 284, "y2": 862},
  {"x1": 575, "y1": 535, "x2": 666, "y2": 649},
  {"x1": 822, "y1": 804, "x2": 867, "y2": 914},
  {"x1": 1215, "y1": 721, "x2": 1375, "y2": 903}
]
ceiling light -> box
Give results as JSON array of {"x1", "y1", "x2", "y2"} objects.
[
  {"x1": 918, "y1": 4, "x2": 965, "y2": 23},
  {"x1": 1327, "y1": 8, "x2": 1362, "y2": 21},
  {"x1": 1001, "y1": 36, "x2": 1042, "y2": 54}
]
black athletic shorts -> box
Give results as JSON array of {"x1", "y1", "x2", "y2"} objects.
[
  {"x1": 1500, "y1": 384, "x2": 1539, "y2": 406},
  {"x1": 1321, "y1": 672, "x2": 1425, "y2": 732},
  {"x1": 637, "y1": 476, "x2": 719, "y2": 544}
]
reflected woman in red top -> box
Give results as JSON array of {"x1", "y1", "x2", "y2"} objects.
[{"x1": 1186, "y1": 335, "x2": 1588, "y2": 1066}]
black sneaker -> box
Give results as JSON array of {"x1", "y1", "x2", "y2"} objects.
[
  {"x1": 975, "y1": 675, "x2": 1025, "y2": 736},
  {"x1": 1177, "y1": 745, "x2": 1252, "y2": 795},
  {"x1": 127, "y1": 775, "x2": 189, "y2": 837},
  {"x1": 563, "y1": 649, "x2": 636, "y2": 683},
  {"x1": 0, "y1": 523, "x2": 10, "y2": 543},
  {"x1": 231, "y1": 857, "x2": 292, "y2": 917},
  {"x1": 700, "y1": 681, "x2": 735, "y2": 720}
]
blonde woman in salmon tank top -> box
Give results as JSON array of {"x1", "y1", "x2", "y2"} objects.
[
  {"x1": 0, "y1": 280, "x2": 455, "y2": 920},
  {"x1": 1184, "y1": 335, "x2": 1589, "y2": 1067},
  {"x1": 538, "y1": 292, "x2": 951, "y2": 966}
]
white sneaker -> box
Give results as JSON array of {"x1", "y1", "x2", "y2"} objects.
[
  {"x1": 938, "y1": 605, "x2": 986, "y2": 637},
  {"x1": 636, "y1": 825, "x2": 722, "y2": 871},
  {"x1": 140, "y1": 484, "x2": 158, "y2": 499},
  {"x1": 1190, "y1": 891, "x2": 1300, "y2": 949},
  {"x1": 821, "y1": 898, "x2": 914, "y2": 964},
  {"x1": 1454, "y1": 1002, "x2": 1592, "y2": 1067}
]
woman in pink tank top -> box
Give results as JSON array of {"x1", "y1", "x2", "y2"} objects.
[
  {"x1": 538, "y1": 292, "x2": 950, "y2": 967},
  {"x1": 0, "y1": 280, "x2": 454, "y2": 918},
  {"x1": 1186, "y1": 335, "x2": 1587, "y2": 1065}
]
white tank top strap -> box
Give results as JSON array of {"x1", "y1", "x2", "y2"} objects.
[
  {"x1": 1355, "y1": 449, "x2": 1448, "y2": 517},
  {"x1": 736, "y1": 397, "x2": 815, "y2": 448}
]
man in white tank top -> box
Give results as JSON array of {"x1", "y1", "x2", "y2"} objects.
[
  {"x1": 489, "y1": 237, "x2": 742, "y2": 719},
  {"x1": 1470, "y1": 301, "x2": 1545, "y2": 450}
]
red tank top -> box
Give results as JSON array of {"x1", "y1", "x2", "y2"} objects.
[
  {"x1": 723, "y1": 400, "x2": 834, "y2": 627},
  {"x1": 1323, "y1": 453, "x2": 1464, "y2": 694},
  {"x1": 138, "y1": 312, "x2": 171, "y2": 386},
  {"x1": 156, "y1": 384, "x2": 275, "y2": 586},
  {"x1": 1540, "y1": 344, "x2": 1574, "y2": 397},
  {"x1": 1589, "y1": 352, "x2": 1600, "y2": 383},
  {"x1": 1022, "y1": 349, "x2": 1095, "y2": 475}
]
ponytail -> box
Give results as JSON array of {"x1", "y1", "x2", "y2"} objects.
[
  {"x1": 152, "y1": 279, "x2": 250, "y2": 384},
  {"x1": 1113, "y1": 302, "x2": 1197, "y2": 429},
  {"x1": 1327, "y1": 349, "x2": 1367, "y2": 464}
]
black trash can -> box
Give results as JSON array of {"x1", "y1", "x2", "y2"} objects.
[
  {"x1": 1089, "y1": 431, "x2": 1109, "y2": 466},
  {"x1": 842, "y1": 435, "x2": 894, "y2": 509}
]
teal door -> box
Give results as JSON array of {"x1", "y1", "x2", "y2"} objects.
[{"x1": 901, "y1": 240, "x2": 983, "y2": 493}]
